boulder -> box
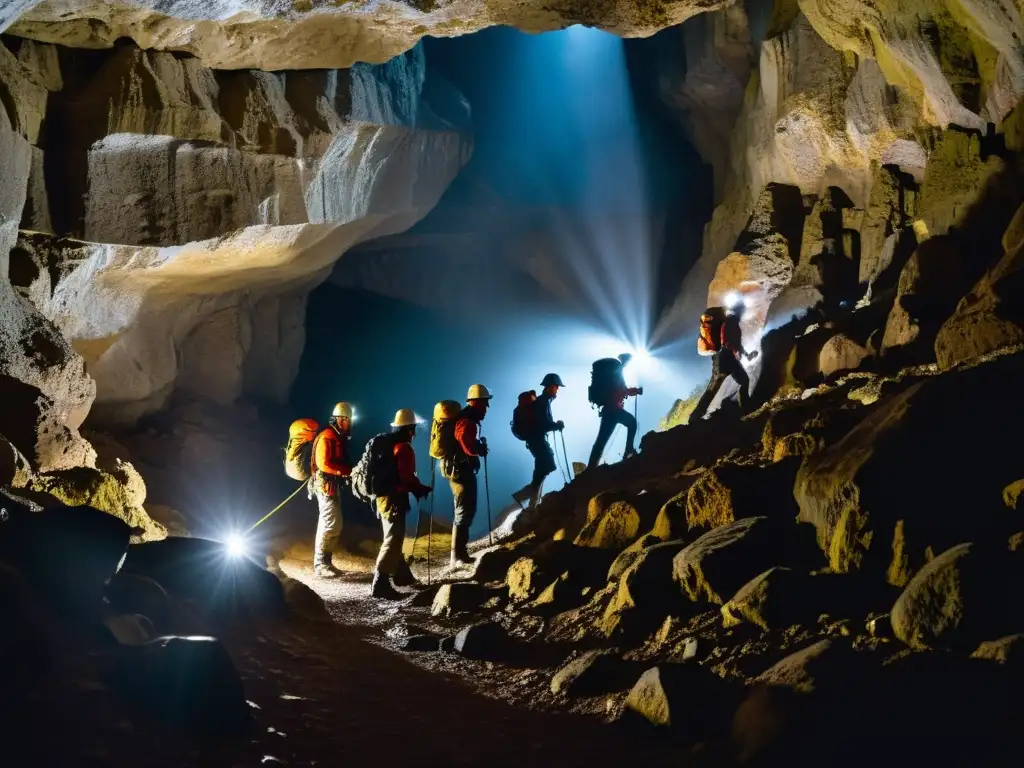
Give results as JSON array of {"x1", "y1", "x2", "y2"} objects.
[
  {"x1": 281, "y1": 576, "x2": 328, "y2": 621},
  {"x1": 110, "y1": 635, "x2": 250, "y2": 740},
  {"x1": 673, "y1": 517, "x2": 814, "y2": 607},
  {"x1": 574, "y1": 492, "x2": 642, "y2": 550},
  {"x1": 601, "y1": 539, "x2": 690, "y2": 637},
  {"x1": 550, "y1": 649, "x2": 642, "y2": 697},
  {"x1": 935, "y1": 202, "x2": 1024, "y2": 370},
  {"x1": 0, "y1": 501, "x2": 130, "y2": 619},
  {"x1": 119, "y1": 537, "x2": 287, "y2": 620},
  {"x1": 506, "y1": 540, "x2": 609, "y2": 603},
  {"x1": 971, "y1": 634, "x2": 1024, "y2": 666},
  {"x1": 29, "y1": 464, "x2": 165, "y2": 541},
  {"x1": 402, "y1": 634, "x2": 441, "y2": 653},
  {"x1": 818, "y1": 333, "x2": 870, "y2": 377},
  {"x1": 623, "y1": 664, "x2": 732, "y2": 739},
  {"x1": 0, "y1": 434, "x2": 33, "y2": 489},
  {"x1": 1004, "y1": 480, "x2": 1024, "y2": 512},
  {"x1": 452, "y1": 622, "x2": 512, "y2": 661},
  {"x1": 104, "y1": 572, "x2": 171, "y2": 629},
  {"x1": 754, "y1": 639, "x2": 868, "y2": 693},
  {"x1": 431, "y1": 582, "x2": 493, "y2": 618},
  {"x1": 607, "y1": 534, "x2": 660, "y2": 581},
  {"x1": 651, "y1": 492, "x2": 688, "y2": 540},
  {"x1": 795, "y1": 352, "x2": 1024, "y2": 583},
  {"x1": 684, "y1": 459, "x2": 801, "y2": 531},
  {"x1": 471, "y1": 535, "x2": 535, "y2": 583},
  {"x1": 0, "y1": 562, "x2": 55, "y2": 693},
  {"x1": 890, "y1": 542, "x2": 1024, "y2": 650},
  {"x1": 102, "y1": 613, "x2": 155, "y2": 645},
  {"x1": 720, "y1": 567, "x2": 822, "y2": 631}
]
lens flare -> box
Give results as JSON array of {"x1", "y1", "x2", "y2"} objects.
[{"x1": 224, "y1": 532, "x2": 247, "y2": 558}]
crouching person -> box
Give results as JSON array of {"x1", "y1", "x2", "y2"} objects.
[{"x1": 372, "y1": 408, "x2": 432, "y2": 600}]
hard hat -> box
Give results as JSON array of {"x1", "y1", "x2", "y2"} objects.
[
  {"x1": 390, "y1": 408, "x2": 421, "y2": 428},
  {"x1": 466, "y1": 384, "x2": 493, "y2": 401},
  {"x1": 289, "y1": 418, "x2": 319, "y2": 440},
  {"x1": 332, "y1": 402, "x2": 353, "y2": 419},
  {"x1": 617, "y1": 353, "x2": 633, "y2": 365},
  {"x1": 540, "y1": 373, "x2": 565, "y2": 387}
]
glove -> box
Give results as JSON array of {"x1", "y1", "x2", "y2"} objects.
[
  {"x1": 478, "y1": 443, "x2": 489, "y2": 457},
  {"x1": 747, "y1": 350, "x2": 759, "y2": 361},
  {"x1": 637, "y1": 387, "x2": 644, "y2": 396},
  {"x1": 555, "y1": 420, "x2": 565, "y2": 431},
  {"x1": 414, "y1": 485, "x2": 432, "y2": 500}
]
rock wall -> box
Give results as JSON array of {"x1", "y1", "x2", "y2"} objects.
[
  {"x1": 5, "y1": 0, "x2": 735, "y2": 70},
  {"x1": 1, "y1": 37, "x2": 472, "y2": 428}
]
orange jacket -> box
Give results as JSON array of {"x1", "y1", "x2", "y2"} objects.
[
  {"x1": 312, "y1": 427, "x2": 351, "y2": 478},
  {"x1": 394, "y1": 441, "x2": 429, "y2": 496},
  {"x1": 455, "y1": 413, "x2": 484, "y2": 457}
]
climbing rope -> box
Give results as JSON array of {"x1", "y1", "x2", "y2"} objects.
[{"x1": 246, "y1": 478, "x2": 310, "y2": 533}]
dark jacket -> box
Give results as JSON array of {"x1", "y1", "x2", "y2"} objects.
[{"x1": 533, "y1": 392, "x2": 558, "y2": 438}]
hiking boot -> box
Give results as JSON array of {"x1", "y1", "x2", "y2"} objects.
[
  {"x1": 313, "y1": 554, "x2": 340, "y2": 579},
  {"x1": 450, "y1": 523, "x2": 473, "y2": 566},
  {"x1": 370, "y1": 571, "x2": 402, "y2": 600},
  {"x1": 392, "y1": 560, "x2": 422, "y2": 589},
  {"x1": 511, "y1": 487, "x2": 531, "y2": 509},
  {"x1": 623, "y1": 447, "x2": 637, "y2": 460}
]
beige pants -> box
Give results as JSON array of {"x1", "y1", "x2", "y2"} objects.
[
  {"x1": 374, "y1": 495, "x2": 409, "y2": 576},
  {"x1": 314, "y1": 489, "x2": 342, "y2": 559}
]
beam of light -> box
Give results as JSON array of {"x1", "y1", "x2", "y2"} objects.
[{"x1": 224, "y1": 532, "x2": 248, "y2": 559}]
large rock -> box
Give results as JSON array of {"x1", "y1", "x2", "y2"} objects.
[
  {"x1": 431, "y1": 582, "x2": 494, "y2": 618},
  {"x1": 935, "y1": 202, "x2": 1024, "y2": 370},
  {"x1": 795, "y1": 352, "x2": 1024, "y2": 584},
  {"x1": 818, "y1": 333, "x2": 870, "y2": 377},
  {"x1": 6, "y1": 40, "x2": 471, "y2": 426},
  {"x1": 891, "y1": 542, "x2": 1024, "y2": 651},
  {"x1": 7, "y1": 1, "x2": 737, "y2": 70},
  {"x1": 550, "y1": 649, "x2": 641, "y2": 698},
  {"x1": 601, "y1": 539, "x2": 690, "y2": 637},
  {"x1": 0, "y1": 501, "x2": 130, "y2": 619},
  {"x1": 573, "y1": 493, "x2": 642, "y2": 550},
  {"x1": 720, "y1": 567, "x2": 822, "y2": 632},
  {"x1": 110, "y1": 635, "x2": 250, "y2": 739},
  {"x1": 623, "y1": 664, "x2": 732, "y2": 739},
  {"x1": 673, "y1": 517, "x2": 815, "y2": 607},
  {"x1": 29, "y1": 464, "x2": 164, "y2": 541},
  {"x1": 684, "y1": 459, "x2": 801, "y2": 531},
  {"x1": 119, "y1": 537, "x2": 287, "y2": 619}
]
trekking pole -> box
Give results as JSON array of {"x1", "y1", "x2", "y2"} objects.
[
  {"x1": 428, "y1": 458, "x2": 435, "y2": 586},
  {"x1": 559, "y1": 430, "x2": 571, "y2": 482},
  {"x1": 551, "y1": 433, "x2": 569, "y2": 483},
  {"x1": 412, "y1": 499, "x2": 423, "y2": 566},
  {"x1": 483, "y1": 454, "x2": 493, "y2": 546}
]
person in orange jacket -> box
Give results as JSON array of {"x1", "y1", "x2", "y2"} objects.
[
  {"x1": 691, "y1": 302, "x2": 757, "y2": 421},
  {"x1": 445, "y1": 384, "x2": 492, "y2": 567},
  {"x1": 310, "y1": 402, "x2": 353, "y2": 578},
  {"x1": 372, "y1": 408, "x2": 433, "y2": 599}
]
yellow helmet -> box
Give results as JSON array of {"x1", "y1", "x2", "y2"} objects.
[
  {"x1": 391, "y1": 408, "x2": 422, "y2": 428},
  {"x1": 466, "y1": 384, "x2": 493, "y2": 401},
  {"x1": 332, "y1": 402, "x2": 353, "y2": 419}
]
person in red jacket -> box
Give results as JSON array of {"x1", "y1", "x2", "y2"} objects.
[
  {"x1": 587, "y1": 354, "x2": 642, "y2": 469},
  {"x1": 372, "y1": 408, "x2": 432, "y2": 599},
  {"x1": 690, "y1": 302, "x2": 758, "y2": 421},
  {"x1": 310, "y1": 402, "x2": 353, "y2": 578},
  {"x1": 445, "y1": 383, "x2": 492, "y2": 567}
]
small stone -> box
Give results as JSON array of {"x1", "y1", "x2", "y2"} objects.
[
  {"x1": 453, "y1": 622, "x2": 511, "y2": 660},
  {"x1": 970, "y1": 634, "x2": 1024, "y2": 666}
]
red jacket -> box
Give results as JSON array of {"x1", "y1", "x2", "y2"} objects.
[
  {"x1": 312, "y1": 427, "x2": 351, "y2": 477},
  {"x1": 455, "y1": 414, "x2": 485, "y2": 456},
  {"x1": 394, "y1": 441, "x2": 429, "y2": 496},
  {"x1": 606, "y1": 386, "x2": 641, "y2": 410}
]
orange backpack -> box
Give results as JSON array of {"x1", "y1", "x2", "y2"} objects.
[
  {"x1": 284, "y1": 418, "x2": 319, "y2": 480},
  {"x1": 697, "y1": 307, "x2": 727, "y2": 356}
]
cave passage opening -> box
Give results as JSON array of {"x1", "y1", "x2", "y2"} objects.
[{"x1": 294, "y1": 25, "x2": 715, "y2": 537}]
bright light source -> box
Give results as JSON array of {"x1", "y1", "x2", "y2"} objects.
[{"x1": 224, "y1": 532, "x2": 247, "y2": 558}]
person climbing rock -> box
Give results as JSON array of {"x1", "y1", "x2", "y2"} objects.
[
  {"x1": 446, "y1": 384, "x2": 492, "y2": 566},
  {"x1": 371, "y1": 409, "x2": 432, "y2": 600},
  {"x1": 512, "y1": 373, "x2": 564, "y2": 510},
  {"x1": 690, "y1": 301, "x2": 758, "y2": 421},
  {"x1": 310, "y1": 402, "x2": 353, "y2": 578},
  {"x1": 586, "y1": 354, "x2": 642, "y2": 469}
]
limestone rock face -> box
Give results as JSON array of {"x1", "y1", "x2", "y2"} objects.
[
  {"x1": 6, "y1": 0, "x2": 735, "y2": 71},
  {"x1": 4, "y1": 39, "x2": 471, "y2": 424}
]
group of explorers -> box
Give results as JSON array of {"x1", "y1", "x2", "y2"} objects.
[{"x1": 282, "y1": 299, "x2": 753, "y2": 599}]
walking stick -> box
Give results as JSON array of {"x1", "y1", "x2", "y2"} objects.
[
  {"x1": 551, "y1": 433, "x2": 569, "y2": 483},
  {"x1": 427, "y1": 458, "x2": 435, "y2": 586},
  {"x1": 559, "y1": 430, "x2": 571, "y2": 483},
  {"x1": 483, "y1": 454, "x2": 493, "y2": 546}
]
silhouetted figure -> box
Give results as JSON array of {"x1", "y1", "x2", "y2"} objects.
[
  {"x1": 587, "y1": 354, "x2": 642, "y2": 469},
  {"x1": 691, "y1": 304, "x2": 757, "y2": 421},
  {"x1": 512, "y1": 373, "x2": 564, "y2": 509}
]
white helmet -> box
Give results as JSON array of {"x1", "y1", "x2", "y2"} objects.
[
  {"x1": 467, "y1": 384, "x2": 493, "y2": 401},
  {"x1": 390, "y1": 408, "x2": 421, "y2": 428},
  {"x1": 332, "y1": 402, "x2": 353, "y2": 419}
]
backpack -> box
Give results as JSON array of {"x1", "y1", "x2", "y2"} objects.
[
  {"x1": 350, "y1": 432, "x2": 400, "y2": 503},
  {"x1": 510, "y1": 390, "x2": 537, "y2": 441},
  {"x1": 697, "y1": 307, "x2": 727, "y2": 356},
  {"x1": 588, "y1": 358, "x2": 626, "y2": 407},
  {"x1": 284, "y1": 418, "x2": 319, "y2": 481},
  {"x1": 429, "y1": 400, "x2": 463, "y2": 461}
]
